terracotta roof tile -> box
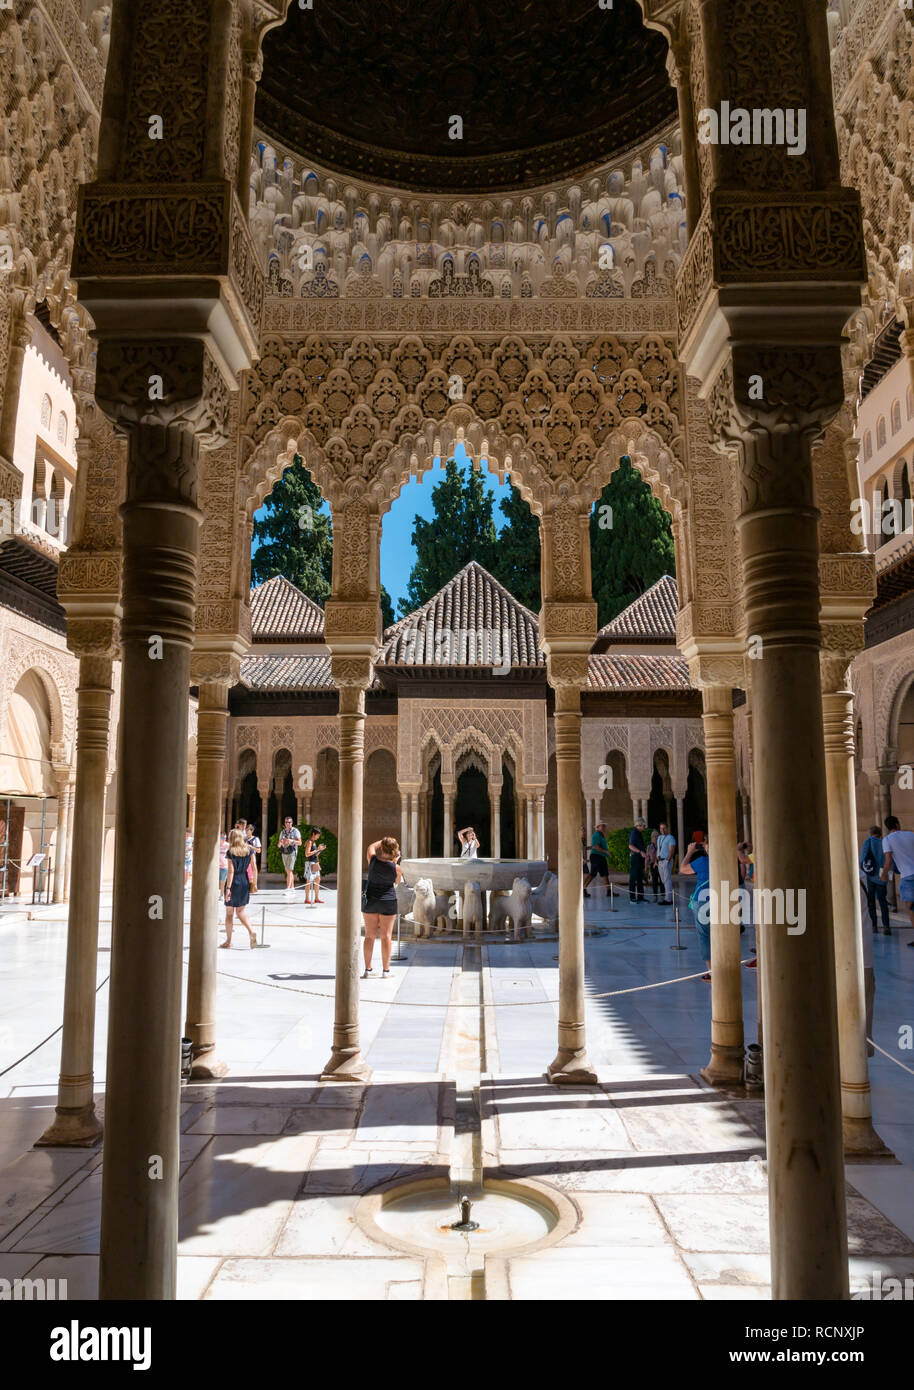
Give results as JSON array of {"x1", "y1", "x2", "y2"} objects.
[
  {"x1": 597, "y1": 574, "x2": 678, "y2": 643},
  {"x1": 587, "y1": 653, "x2": 691, "y2": 692},
  {"x1": 240, "y1": 653, "x2": 334, "y2": 690},
  {"x1": 379, "y1": 561, "x2": 543, "y2": 668},
  {"x1": 250, "y1": 575, "x2": 324, "y2": 640}
]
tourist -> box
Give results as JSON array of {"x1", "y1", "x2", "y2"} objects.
[
  {"x1": 860, "y1": 825, "x2": 890, "y2": 934},
  {"x1": 218, "y1": 832, "x2": 229, "y2": 898},
  {"x1": 302, "y1": 830, "x2": 326, "y2": 906},
  {"x1": 184, "y1": 827, "x2": 193, "y2": 891},
  {"x1": 458, "y1": 826, "x2": 479, "y2": 859},
  {"x1": 583, "y1": 820, "x2": 610, "y2": 900},
  {"x1": 628, "y1": 818, "x2": 647, "y2": 902},
  {"x1": 680, "y1": 833, "x2": 711, "y2": 978},
  {"x1": 220, "y1": 828, "x2": 257, "y2": 949},
  {"x1": 278, "y1": 816, "x2": 302, "y2": 900},
  {"x1": 657, "y1": 821, "x2": 676, "y2": 904},
  {"x1": 881, "y1": 815, "x2": 914, "y2": 941},
  {"x1": 362, "y1": 836, "x2": 402, "y2": 977},
  {"x1": 646, "y1": 829, "x2": 662, "y2": 901},
  {"x1": 234, "y1": 820, "x2": 258, "y2": 893},
  {"x1": 738, "y1": 841, "x2": 757, "y2": 966}
]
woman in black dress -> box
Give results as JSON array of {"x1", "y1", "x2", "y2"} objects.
[
  {"x1": 220, "y1": 828, "x2": 257, "y2": 949},
  {"x1": 363, "y1": 836, "x2": 402, "y2": 978}
]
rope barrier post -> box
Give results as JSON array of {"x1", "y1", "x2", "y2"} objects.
[
  {"x1": 260, "y1": 904, "x2": 265, "y2": 946},
  {"x1": 394, "y1": 910, "x2": 404, "y2": 962},
  {"x1": 608, "y1": 879, "x2": 616, "y2": 912},
  {"x1": 670, "y1": 895, "x2": 686, "y2": 951}
]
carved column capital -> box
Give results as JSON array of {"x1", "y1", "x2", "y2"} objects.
[{"x1": 96, "y1": 340, "x2": 230, "y2": 452}]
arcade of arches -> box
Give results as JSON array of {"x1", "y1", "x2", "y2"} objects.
[{"x1": 1, "y1": 0, "x2": 913, "y2": 1303}]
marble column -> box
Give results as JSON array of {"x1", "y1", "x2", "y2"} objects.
[
  {"x1": 526, "y1": 795, "x2": 535, "y2": 858},
  {"x1": 443, "y1": 786, "x2": 455, "y2": 856},
  {"x1": 631, "y1": 796, "x2": 640, "y2": 822},
  {"x1": 184, "y1": 680, "x2": 231, "y2": 1079},
  {"x1": 322, "y1": 677, "x2": 371, "y2": 1082},
  {"x1": 585, "y1": 797, "x2": 594, "y2": 846},
  {"x1": 410, "y1": 792, "x2": 419, "y2": 858},
  {"x1": 260, "y1": 789, "x2": 269, "y2": 871},
  {"x1": 37, "y1": 652, "x2": 114, "y2": 1147},
  {"x1": 63, "y1": 779, "x2": 76, "y2": 899},
  {"x1": 99, "y1": 422, "x2": 201, "y2": 1301},
  {"x1": 548, "y1": 686, "x2": 597, "y2": 1084},
  {"x1": 675, "y1": 794, "x2": 685, "y2": 849},
  {"x1": 735, "y1": 402, "x2": 848, "y2": 1300},
  {"x1": 821, "y1": 673, "x2": 886, "y2": 1154},
  {"x1": 400, "y1": 791, "x2": 408, "y2": 855},
  {"x1": 699, "y1": 684, "x2": 744, "y2": 1086},
  {"x1": 536, "y1": 794, "x2": 545, "y2": 859},
  {"x1": 489, "y1": 791, "x2": 501, "y2": 857},
  {"x1": 52, "y1": 780, "x2": 72, "y2": 904}
]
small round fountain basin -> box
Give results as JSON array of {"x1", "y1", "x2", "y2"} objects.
[{"x1": 376, "y1": 1188, "x2": 553, "y2": 1256}]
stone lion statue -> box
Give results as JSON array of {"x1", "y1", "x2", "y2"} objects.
[
  {"x1": 530, "y1": 870, "x2": 559, "y2": 930},
  {"x1": 411, "y1": 878, "x2": 451, "y2": 937},
  {"x1": 461, "y1": 881, "x2": 485, "y2": 936},
  {"x1": 489, "y1": 877, "x2": 533, "y2": 940}
]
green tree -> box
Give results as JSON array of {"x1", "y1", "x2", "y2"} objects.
[
  {"x1": 380, "y1": 584, "x2": 395, "y2": 629},
  {"x1": 400, "y1": 456, "x2": 498, "y2": 614},
  {"x1": 251, "y1": 456, "x2": 333, "y2": 603},
  {"x1": 490, "y1": 483, "x2": 541, "y2": 612},
  {"x1": 590, "y1": 457, "x2": 675, "y2": 627}
]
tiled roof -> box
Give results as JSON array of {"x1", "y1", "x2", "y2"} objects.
[
  {"x1": 250, "y1": 575, "x2": 325, "y2": 640},
  {"x1": 379, "y1": 561, "x2": 543, "y2": 668},
  {"x1": 596, "y1": 575, "x2": 678, "y2": 643},
  {"x1": 586, "y1": 653, "x2": 691, "y2": 692},
  {"x1": 239, "y1": 653, "x2": 334, "y2": 690}
]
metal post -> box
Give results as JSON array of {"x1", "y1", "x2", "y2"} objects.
[
  {"x1": 260, "y1": 904, "x2": 265, "y2": 946},
  {"x1": 671, "y1": 897, "x2": 685, "y2": 951},
  {"x1": 608, "y1": 879, "x2": 615, "y2": 912}
]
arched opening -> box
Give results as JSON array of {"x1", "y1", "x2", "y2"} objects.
[
  {"x1": 455, "y1": 757, "x2": 490, "y2": 856},
  {"x1": 648, "y1": 750, "x2": 672, "y2": 830},
  {"x1": 310, "y1": 746, "x2": 339, "y2": 836},
  {"x1": 684, "y1": 748, "x2": 707, "y2": 844},
  {"x1": 500, "y1": 754, "x2": 517, "y2": 858},
  {"x1": 598, "y1": 748, "x2": 630, "y2": 829},
  {"x1": 364, "y1": 748, "x2": 399, "y2": 851}
]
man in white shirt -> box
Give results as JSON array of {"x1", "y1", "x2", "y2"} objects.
[
  {"x1": 881, "y1": 816, "x2": 914, "y2": 940},
  {"x1": 656, "y1": 822, "x2": 676, "y2": 906},
  {"x1": 278, "y1": 816, "x2": 302, "y2": 899}
]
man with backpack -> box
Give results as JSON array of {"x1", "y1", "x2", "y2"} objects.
[
  {"x1": 881, "y1": 815, "x2": 914, "y2": 942},
  {"x1": 860, "y1": 825, "x2": 889, "y2": 934}
]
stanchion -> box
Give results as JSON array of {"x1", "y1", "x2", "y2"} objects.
[
  {"x1": 394, "y1": 910, "x2": 406, "y2": 962},
  {"x1": 670, "y1": 896, "x2": 686, "y2": 951},
  {"x1": 608, "y1": 880, "x2": 616, "y2": 912},
  {"x1": 260, "y1": 904, "x2": 265, "y2": 946}
]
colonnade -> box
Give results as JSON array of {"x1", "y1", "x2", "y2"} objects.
[{"x1": 395, "y1": 781, "x2": 546, "y2": 859}]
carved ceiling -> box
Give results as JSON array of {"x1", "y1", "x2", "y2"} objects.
[{"x1": 256, "y1": 0, "x2": 678, "y2": 193}]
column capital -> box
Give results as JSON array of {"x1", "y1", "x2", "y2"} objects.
[
  {"x1": 66, "y1": 616, "x2": 121, "y2": 662},
  {"x1": 96, "y1": 339, "x2": 230, "y2": 453},
  {"x1": 190, "y1": 651, "x2": 243, "y2": 687},
  {"x1": 545, "y1": 653, "x2": 591, "y2": 694},
  {"x1": 687, "y1": 648, "x2": 746, "y2": 691},
  {"x1": 819, "y1": 619, "x2": 865, "y2": 694}
]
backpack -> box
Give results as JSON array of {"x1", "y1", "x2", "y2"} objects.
[{"x1": 861, "y1": 842, "x2": 878, "y2": 877}]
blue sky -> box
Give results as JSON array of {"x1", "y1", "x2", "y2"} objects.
[
  {"x1": 254, "y1": 443, "x2": 513, "y2": 613},
  {"x1": 380, "y1": 443, "x2": 512, "y2": 611}
]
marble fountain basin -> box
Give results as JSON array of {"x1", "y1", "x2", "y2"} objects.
[{"x1": 400, "y1": 857, "x2": 548, "y2": 891}]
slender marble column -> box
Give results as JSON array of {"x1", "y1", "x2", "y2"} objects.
[
  {"x1": 410, "y1": 793, "x2": 419, "y2": 858},
  {"x1": 99, "y1": 422, "x2": 201, "y2": 1301},
  {"x1": 184, "y1": 682, "x2": 230, "y2": 1079},
  {"x1": 675, "y1": 795, "x2": 685, "y2": 849},
  {"x1": 536, "y1": 794, "x2": 545, "y2": 859},
  {"x1": 489, "y1": 793, "x2": 501, "y2": 857},
  {"x1": 443, "y1": 787, "x2": 454, "y2": 856},
  {"x1": 547, "y1": 687, "x2": 597, "y2": 1084},
  {"x1": 526, "y1": 796, "x2": 535, "y2": 858},
  {"x1": 260, "y1": 792, "x2": 269, "y2": 871},
  {"x1": 63, "y1": 780, "x2": 75, "y2": 899},
  {"x1": 700, "y1": 685, "x2": 744, "y2": 1086},
  {"x1": 737, "y1": 421, "x2": 848, "y2": 1300},
  {"x1": 400, "y1": 792, "x2": 408, "y2": 854},
  {"x1": 631, "y1": 796, "x2": 640, "y2": 822},
  {"x1": 585, "y1": 797, "x2": 594, "y2": 847},
  {"x1": 322, "y1": 682, "x2": 371, "y2": 1082},
  {"x1": 821, "y1": 681, "x2": 887, "y2": 1154},
  {"x1": 37, "y1": 654, "x2": 114, "y2": 1147},
  {"x1": 52, "y1": 781, "x2": 71, "y2": 903}
]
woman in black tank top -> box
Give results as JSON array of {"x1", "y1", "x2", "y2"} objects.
[{"x1": 363, "y1": 836, "x2": 402, "y2": 978}]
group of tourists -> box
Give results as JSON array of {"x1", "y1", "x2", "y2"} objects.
[
  {"x1": 214, "y1": 816, "x2": 327, "y2": 948},
  {"x1": 581, "y1": 819, "x2": 678, "y2": 905},
  {"x1": 860, "y1": 815, "x2": 914, "y2": 941}
]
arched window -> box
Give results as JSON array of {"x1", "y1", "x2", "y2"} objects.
[
  {"x1": 877, "y1": 416, "x2": 887, "y2": 449},
  {"x1": 39, "y1": 394, "x2": 51, "y2": 430},
  {"x1": 56, "y1": 411, "x2": 68, "y2": 446},
  {"x1": 863, "y1": 431, "x2": 872, "y2": 461},
  {"x1": 901, "y1": 462, "x2": 912, "y2": 507},
  {"x1": 891, "y1": 400, "x2": 902, "y2": 434}
]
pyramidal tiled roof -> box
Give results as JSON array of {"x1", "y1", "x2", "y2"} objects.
[
  {"x1": 250, "y1": 575, "x2": 325, "y2": 641},
  {"x1": 587, "y1": 653, "x2": 690, "y2": 692},
  {"x1": 240, "y1": 653, "x2": 334, "y2": 690},
  {"x1": 597, "y1": 575, "x2": 678, "y2": 644},
  {"x1": 380, "y1": 561, "x2": 543, "y2": 669}
]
